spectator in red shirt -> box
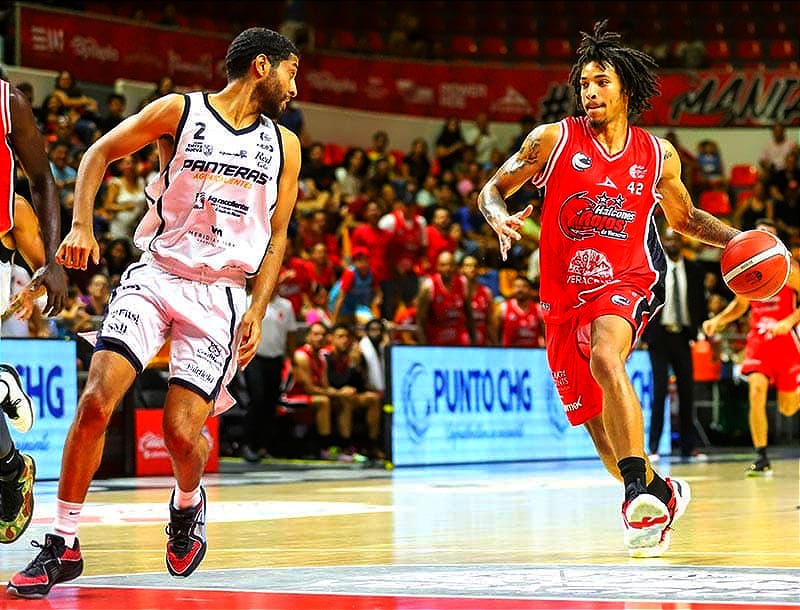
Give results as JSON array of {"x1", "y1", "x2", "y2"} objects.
[
  {"x1": 350, "y1": 201, "x2": 390, "y2": 284},
  {"x1": 493, "y1": 276, "x2": 545, "y2": 348},
  {"x1": 307, "y1": 242, "x2": 338, "y2": 291},
  {"x1": 296, "y1": 209, "x2": 342, "y2": 267},
  {"x1": 277, "y1": 241, "x2": 313, "y2": 319},
  {"x1": 426, "y1": 206, "x2": 457, "y2": 267},
  {"x1": 415, "y1": 251, "x2": 474, "y2": 346}
]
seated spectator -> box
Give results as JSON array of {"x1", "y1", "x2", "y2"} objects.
[
  {"x1": 330, "y1": 247, "x2": 381, "y2": 326},
  {"x1": 286, "y1": 322, "x2": 347, "y2": 460},
  {"x1": 139, "y1": 76, "x2": 176, "y2": 110},
  {"x1": 103, "y1": 237, "x2": 138, "y2": 279},
  {"x1": 53, "y1": 285, "x2": 93, "y2": 343},
  {"x1": 401, "y1": 137, "x2": 431, "y2": 187},
  {"x1": 97, "y1": 93, "x2": 127, "y2": 135},
  {"x1": 434, "y1": 115, "x2": 466, "y2": 174},
  {"x1": 415, "y1": 251, "x2": 473, "y2": 346},
  {"x1": 759, "y1": 123, "x2": 796, "y2": 182},
  {"x1": 278, "y1": 100, "x2": 311, "y2": 148},
  {"x1": 335, "y1": 147, "x2": 369, "y2": 204},
  {"x1": 324, "y1": 324, "x2": 383, "y2": 461},
  {"x1": 100, "y1": 155, "x2": 146, "y2": 240},
  {"x1": 306, "y1": 242, "x2": 338, "y2": 291},
  {"x1": 278, "y1": 241, "x2": 313, "y2": 319},
  {"x1": 695, "y1": 139, "x2": 727, "y2": 197},
  {"x1": 48, "y1": 70, "x2": 99, "y2": 146},
  {"x1": 296, "y1": 209, "x2": 342, "y2": 266},
  {"x1": 493, "y1": 276, "x2": 545, "y2": 347},
  {"x1": 425, "y1": 206, "x2": 457, "y2": 266},
  {"x1": 79, "y1": 273, "x2": 111, "y2": 317},
  {"x1": 305, "y1": 283, "x2": 334, "y2": 328},
  {"x1": 300, "y1": 141, "x2": 337, "y2": 195},
  {"x1": 732, "y1": 180, "x2": 774, "y2": 232},
  {"x1": 350, "y1": 201, "x2": 390, "y2": 285}
]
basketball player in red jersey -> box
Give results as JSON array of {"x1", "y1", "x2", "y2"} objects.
[
  {"x1": 416, "y1": 251, "x2": 474, "y2": 346},
  {"x1": 494, "y1": 275, "x2": 545, "y2": 347},
  {"x1": 461, "y1": 255, "x2": 496, "y2": 345},
  {"x1": 479, "y1": 21, "x2": 744, "y2": 557},
  {"x1": 703, "y1": 218, "x2": 800, "y2": 477}
]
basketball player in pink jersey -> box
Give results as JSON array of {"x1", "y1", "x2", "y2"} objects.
[
  {"x1": 703, "y1": 218, "x2": 800, "y2": 477},
  {"x1": 0, "y1": 76, "x2": 67, "y2": 547},
  {"x1": 9, "y1": 28, "x2": 301, "y2": 597},
  {"x1": 479, "y1": 21, "x2": 744, "y2": 557}
]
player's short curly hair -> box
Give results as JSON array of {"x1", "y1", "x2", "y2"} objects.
[
  {"x1": 568, "y1": 20, "x2": 660, "y2": 122},
  {"x1": 225, "y1": 28, "x2": 299, "y2": 81}
]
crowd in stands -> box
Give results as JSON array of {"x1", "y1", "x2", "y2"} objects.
[{"x1": 4, "y1": 1, "x2": 800, "y2": 463}]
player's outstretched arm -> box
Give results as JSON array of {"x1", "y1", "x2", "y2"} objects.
[
  {"x1": 657, "y1": 138, "x2": 738, "y2": 248},
  {"x1": 479, "y1": 123, "x2": 559, "y2": 261}
]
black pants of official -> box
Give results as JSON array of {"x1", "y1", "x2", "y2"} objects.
[
  {"x1": 242, "y1": 354, "x2": 284, "y2": 453},
  {"x1": 647, "y1": 328, "x2": 696, "y2": 457}
]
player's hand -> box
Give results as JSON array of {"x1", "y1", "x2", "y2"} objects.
[
  {"x1": 237, "y1": 309, "x2": 262, "y2": 370},
  {"x1": 490, "y1": 204, "x2": 533, "y2": 261},
  {"x1": 56, "y1": 226, "x2": 100, "y2": 271},
  {"x1": 33, "y1": 263, "x2": 68, "y2": 316},
  {"x1": 770, "y1": 317, "x2": 794, "y2": 336},
  {"x1": 701, "y1": 319, "x2": 718, "y2": 337}
]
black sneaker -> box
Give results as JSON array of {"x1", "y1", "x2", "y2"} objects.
[
  {"x1": 165, "y1": 486, "x2": 207, "y2": 577},
  {"x1": 7, "y1": 534, "x2": 83, "y2": 598},
  {"x1": 0, "y1": 453, "x2": 36, "y2": 543},
  {"x1": 746, "y1": 457, "x2": 773, "y2": 477}
]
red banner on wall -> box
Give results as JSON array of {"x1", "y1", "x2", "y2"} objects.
[
  {"x1": 17, "y1": 4, "x2": 231, "y2": 89},
  {"x1": 296, "y1": 54, "x2": 800, "y2": 127},
  {"x1": 135, "y1": 409, "x2": 219, "y2": 477}
]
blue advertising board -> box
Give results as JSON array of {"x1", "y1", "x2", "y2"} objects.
[
  {"x1": 1, "y1": 339, "x2": 78, "y2": 479},
  {"x1": 389, "y1": 345, "x2": 668, "y2": 467}
]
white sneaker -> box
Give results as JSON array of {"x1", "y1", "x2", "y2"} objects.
[
  {"x1": 622, "y1": 492, "x2": 670, "y2": 555},
  {"x1": 0, "y1": 364, "x2": 34, "y2": 434},
  {"x1": 629, "y1": 477, "x2": 691, "y2": 558}
]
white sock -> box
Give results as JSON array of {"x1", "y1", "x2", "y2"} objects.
[
  {"x1": 173, "y1": 483, "x2": 201, "y2": 510},
  {"x1": 53, "y1": 499, "x2": 83, "y2": 548}
]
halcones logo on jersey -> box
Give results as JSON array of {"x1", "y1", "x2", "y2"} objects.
[
  {"x1": 558, "y1": 191, "x2": 634, "y2": 241},
  {"x1": 571, "y1": 152, "x2": 592, "y2": 171}
]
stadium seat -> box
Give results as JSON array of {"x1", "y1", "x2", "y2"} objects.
[
  {"x1": 768, "y1": 39, "x2": 797, "y2": 64},
  {"x1": 760, "y1": 19, "x2": 788, "y2": 38},
  {"x1": 479, "y1": 36, "x2": 509, "y2": 60},
  {"x1": 365, "y1": 31, "x2": 385, "y2": 53},
  {"x1": 705, "y1": 40, "x2": 731, "y2": 64},
  {"x1": 323, "y1": 143, "x2": 348, "y2": 166},
  {"x1": 483, "y1": 15, "x2": 509, "y2": 36},
  {"x1": 331, "y1": 30, "x2": 358, "y2": 52},
  {"x1": 729, "y1": 20, "x2": 757, "y2": 38},
  {"x1": 735, "y1": 39, "x2": 764, "y2": 63},
  {"x1": 699, "y1": 190, "x2": 732, "y2": 216},
  {"x1": 508, "y1": 16, "x2": 538, "y2": 37},
  {"x1": 451, "y1": 13, "x2": 479, "y2": 35},
  {"x1": 701, "y1": 20, "x2": 726, "y2": 39},
  {"x1": 735, "y1": 189, "x2": 754, "y2": 208},
  {"x1": 512, "y1": 38, "x2": 540, "y2": 61},
  {"x1": 729, "y1": 164, "x2": 759, "y2": 189},
  {"x1": 543, "y1": 38, "x2": 572, "y2": 62},
  {"x1": 450, "y1": 35, "x2": 479, "y2": 58}
]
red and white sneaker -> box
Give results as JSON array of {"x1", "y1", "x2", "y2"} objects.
[
  {"x1": 7, "y1": 534, "x2": 83, "y2": 598},
  {"x1": 628, "y1": 477, "x2": 691, "y2": 558},
  {"x1": 165, "y1": 486, "x2": 207, "y2": 577},
  {"x1": 622, "y1": 491, "x2": 670, "y2": 556}
]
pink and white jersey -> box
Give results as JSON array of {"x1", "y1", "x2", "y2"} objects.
[
  {"x1": 136, "y1": 92, "x2": 283, "y2": 285},
  {"x1": 533, "y1": 116, "x2": 665, "y2": 322},
  {"x1": 0, "y1": 80, "x2": 13, "y2": 234}
]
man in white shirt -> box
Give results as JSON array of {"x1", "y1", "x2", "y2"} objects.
[
  {"x1": 241, "y1": 290, "x2": 298, "y2": 462},
  {"x1": 759, "y1": 123, "x2": 796, "y2": 176}
]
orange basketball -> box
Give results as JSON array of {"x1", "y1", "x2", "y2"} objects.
[{"x1": 720, "y1": 229, "x2": 791, "y2": 301}]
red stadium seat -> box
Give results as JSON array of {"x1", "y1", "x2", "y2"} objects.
[
  {"x1": 729, "y1": 164, "x2": 759, "y2": 189},
  {"x1": 483, "y1": 15, "x2": 509, "y2": 36},
  {"x1": 512, "y1": 38, "x2": 540, "y2": 61},
  {"x1": 451, "y1": 13, "x2": 479, "y2": 35},
  {"x1": 479, "y1": 36, "x2": 509, "y2": 60},
  {"x1": 699, "y1": 190, "x2": 732, "y2": 216},
  {"x1": 735, "y1": 39, "x2": 764, "y2": 63},
  {"x1": 769, "y1": 39, "x2": 797, "y2": 63},
  {"x1": 735, "y1": 189, "x2": 754, "y2": 208},
  {"x1": 701, "y1": 20, "x2": 726, "y2": 39},
  {"x1": 450, "y1": 35, "x2": 479, "y2": 58},
  {"x1": 760, "y1": 19, "x2": 788, "y2": 38},
  {"x1": 705, "y1": 40, "x2": 731, "y2": 64},
  {"x1": 543, "y1": 38, "x2": 572, "y2": 62},
  {"x1": 729, "y1": 20, "x2": 757, "y2": 39},
  {"x1": 331, "y1": 30, "x2": 358, "y2": 52},
  {"x1": 365, "y1": 31, "x2": 385, "y2": 53}
]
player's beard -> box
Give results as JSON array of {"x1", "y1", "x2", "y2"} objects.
[{"x1": 255, "y1": 75, "x2": 283, "y2": 119}]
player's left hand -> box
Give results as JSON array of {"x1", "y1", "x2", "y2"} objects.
[
  {"x1": 29, "y1": 263, "x2": 67, "y2": 316},
  {"x1": 770, "y1": 317, "x2": 794, "y2": 336},
  {"x1": 490, "y1": 204, "x2": 533, "y2": 261},
  {"x1": 237, "y1": 309, "x2": 262, "y2": 370}
]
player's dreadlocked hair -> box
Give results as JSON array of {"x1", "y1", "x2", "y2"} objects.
[
  {"x1": 225, "y1": 28, "x2": 299, "y2": 81},
  {"x1": 568, "y1": 20, "x2": 660, "y2": 121}
]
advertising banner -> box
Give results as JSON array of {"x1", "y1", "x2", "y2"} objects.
[
  {"x1": 17, "y1": 4, "x2": 230, "y2": 89},
  {"x1": 296, "y1": 54, "x2": 800, "y2": 126},
  {"x1": 2, "y1": 339, "x2": 78, "y2": 480},
  {"x1": 389, "y1": 345, "x2": 667, "y2": 467},
  {"x1": 135, "y1": 409, "x2": 219, "y2": 476}
]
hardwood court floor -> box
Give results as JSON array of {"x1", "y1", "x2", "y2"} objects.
[{"x1": 0, "y1": 455, "x2": 798, "y2": 609}]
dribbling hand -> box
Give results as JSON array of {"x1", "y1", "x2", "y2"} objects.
[{"x1": 490, "y1": 204, "x2": 533, "y2": 261}]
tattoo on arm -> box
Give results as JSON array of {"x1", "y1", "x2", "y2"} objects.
[
  {"x1": 684, "y1": 208, "x2": 739, "y2": 248},
  {"x1": 663, "y1": 150, "x2": 673, "y2": 161}
]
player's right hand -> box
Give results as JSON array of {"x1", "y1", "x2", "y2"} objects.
[{"x1": 56, "y1": 227, "x2": 100, "y2": 270}]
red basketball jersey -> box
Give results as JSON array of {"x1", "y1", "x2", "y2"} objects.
[
  {"x1": 425, "y1": 272, "x2": 468, "y2": 346},
  {"x1": 469, "y1": 283, "x2": 493, "y2": 346},
  {"x1": 748, "y1": 284, "x2": 798, "y2": 339},
  {"x1": 0, "y1": 80, "x2": 13, "y2": 234},
  {"x1": 533, "y1": 116, "x2": 665, "y2": 322},
  {"x1": 500, "y1": 298, "x2": 544, "y2": 347}
]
